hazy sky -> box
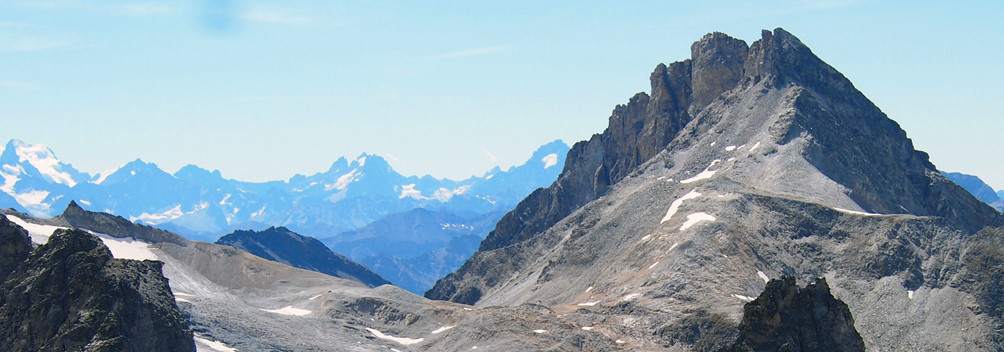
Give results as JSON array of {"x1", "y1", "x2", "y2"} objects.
[{"x1": 1, "y1": 1, "x2": 1002, "y2": 189}]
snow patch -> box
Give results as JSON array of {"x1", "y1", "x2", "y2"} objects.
[
  {"x1": 757, "y1": 270, "x2": 769, "y2": 283},
  {"x1": 366, "y1": 328, "x2": 424, "y2": 345},
  {"x1": 749, "y1": 141, "x2": 761, "y2": 152},
  {"x1": 329, "y1": 169, "x2": 358, "y2": 191},
  {"x1": 308, "y1": 293, "x2": 324, "y2": 301},
  {"x1": 680, "y1": 159, "x2": 721, "y2": 184},
  {"x1": 6, "y1": 215, "x2": 157, "y2": 261},
  {"x1": 13, "y1": 189, "x2": 49, "y2": 207},
  {"x1": 533, "y1": 329, "x2": 547, "y2": 334},
  {"x1": 833, "y1": 207, "x2": 881, "y2": 216},
  {"x1": 908, "y1": 290, "x2": 914, "y2": 299},
  {"x1": 90, "y1": 231, "x2": 159, "y2": 261},
  {"x1": 577, "y1": 300, "x2": 600, "y2": 307},
  {"x1": 219, "y1": 194, "x2": 231, "y2": 205},
  {"x1": 732, "y1": 294, "x2": 755, "y2": 302},
  {"x1": 356, "y1": 156, "x2": 367, "y2": 167},
  {"x1": 661, "y1": 190, "x2": 701, "y2": 223},
  {"x1": 6, "y1": 214, "x2": 65, "y2": 244},
  {"x1": 616, "y1": 340, "x2": 625, "y2": 344},
  {"x1": 648, "y1": 262, "x2": 659, "y2": 270},
  {"x1": 250, "y1": 205, "x2": 267, "y2": 218},
  {"x1": 541, "y1": 153, "x2": 559, "y2": 169},
  {"x1": 640, "y1": 234, "x2": 651, "y2": 241},
  {"x1": 725, "y1": 145, "x2": 736, "y2": 151},
  {"x1": 93, "y1": 168, "x2": 116, "y2": 184},
  {"x1": 621, "y1": 293, "x2": 641, "y2": 301},
  {"x1": 195, "y1": 335, "x2": 238, "y2": 352},
  {"x1": 130, "y1": 205, "x2": 184, "y2": 224},
  {"x1": 433, "y1": 186, "x2": 470, "y2": 202},
  {"x1": 668, "y1": 242, "x2": 679, "y2": 252},
  {"x1": 261, "y1": 306, "x2": 312, "y2": 316},
  {"x1": 1, "y1": 166, "x2": 21, "y2": 193},
  {"x1": 399, "y1": 184, "x2": 423, "y2": 199},
  {"x1": 431, "y1": 325, "x2": 455, "y2": 334},
  {"x1": 680, "y1": 212, "x2": 715, "y2": 231},
  {"x1": 581, "y1": 327, "x2": 594, "y2": 331},
  {"x1": 14, "y1": 142, "x2": 77, "y2": 187},
  {"x1": 585, "y1": 286, "x2": 593, "y2": 293}
]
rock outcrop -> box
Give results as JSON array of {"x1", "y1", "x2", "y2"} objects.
[
  {"x1": 721, "y1": 277, "x2": 864, "y2": 352},
  {"x1": 0, "y1": 217, "x2": 194, "y2": 352}
]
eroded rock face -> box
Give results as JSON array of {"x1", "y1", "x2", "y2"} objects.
[
  {"x1": 0, "y1": 226, "x2": 194, "y2": 352},
  {"x1": 0, "y1": 215, "x2": 31, "y2": 279},
  {"x1": 721, "y1": 277, "x2": 864, "y2": 352}
]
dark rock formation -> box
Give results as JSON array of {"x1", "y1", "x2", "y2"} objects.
[
  {"x1": 721, "y1": 277, "x2": 864, "y2": 352},
  {"x1": 0, "y1": 215, "x2": 31, "y2": 278},
  {"x1": 0, "y1": 223, "x2": 194, "y2": 352},
  {"x1": 216, "y1": 226, "x2": 390, "y2": 287}
]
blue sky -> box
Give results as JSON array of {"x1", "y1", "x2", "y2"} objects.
[{"x1": 1, "y1": 1, "x2": 1002, "y2": 189}]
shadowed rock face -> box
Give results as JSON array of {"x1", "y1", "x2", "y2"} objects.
[
  {"x1": 721, "y1": 277, "x2": 864, "y2": 352},
  {"x1": 216, "y1": 226, "x2": 390, "y2": 287},
  {"x1": 0, "y1": 215, "x2": 31, "y2": 278},
  {"x1": 0, "y1": 219, "x2": 194, "y2": 352}
]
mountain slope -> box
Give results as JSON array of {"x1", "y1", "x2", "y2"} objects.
[
  {"x1": 428, "y1": 28, "x2": 1004, "y2": 350},
  {"x1": 216, "y1": 226, "x2": 389, "y2": 287}
]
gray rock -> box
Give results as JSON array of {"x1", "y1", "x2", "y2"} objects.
[
  {"x1": 0, "y1": 226, "x2": 194, "y2": 352},
  {"x1": 721, "y1": 277, "x2": 864, "y2": 352}
]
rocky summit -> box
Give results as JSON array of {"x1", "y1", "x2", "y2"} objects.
[
  {"x1": 0, "y1": 215, "x2": 194, "y2": 352},
  {"x1": 428, "y1": 28, "x2": 1004, "y2": 350}
]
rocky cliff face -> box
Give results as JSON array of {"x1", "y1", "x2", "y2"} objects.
[
  {"x1": 428, "y1": 28, "x2": 1002, "y2": 305},
  {"x1": 721, "y1": 277, "x2": 864, "y2": 352},
  {"x1": 216, "y1": 226, "x2": 390, "y2": 287},
  {"x1": 425, "y1": 28, "x2": 1004, "y2": 350},
  {"x1": 0, "y1": 216, "x2": 194, "y2": 352}
]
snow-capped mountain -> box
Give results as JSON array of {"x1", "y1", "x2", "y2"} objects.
[
  {"x1": 0, "y1": 138, "x2": 569, "y2": 242},
  {"x1": 0, "y1": 139, "x2": 88, "y2": 215}
]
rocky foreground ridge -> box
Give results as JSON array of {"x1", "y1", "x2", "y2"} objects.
[{"x1": 0, "y1": 215, "x2": 194, "y2": 352}]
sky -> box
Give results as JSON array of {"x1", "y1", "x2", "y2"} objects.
[{"x1": 1, "y1": 1, "x2": 1002, "y2": 189}]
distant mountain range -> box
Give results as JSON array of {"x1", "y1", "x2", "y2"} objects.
[
  {"x1": 0, "y1": 138, "x2": 568, "y2": 241},
  {"x1": 942, "y1": 171, "x2": 1004, "y2": 212},
  {"x1": 0, "y1": 138, "x2": 569, "y2": 294}
]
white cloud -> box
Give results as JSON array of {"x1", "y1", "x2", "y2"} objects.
[{"x1": 419, "y1": 46, "x2": 508, "y2": 60}]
